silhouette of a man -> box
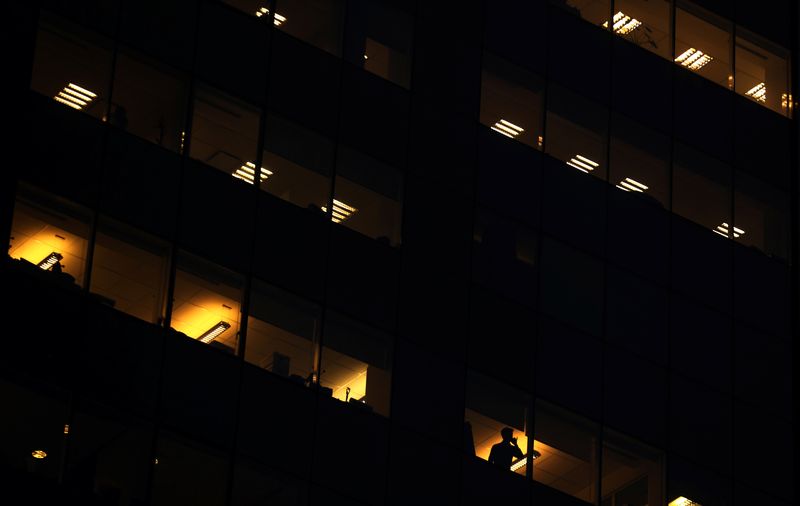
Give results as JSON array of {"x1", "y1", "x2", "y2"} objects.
[{"x1": 488, "y1": 427, "x2": 524, "y2": 470}]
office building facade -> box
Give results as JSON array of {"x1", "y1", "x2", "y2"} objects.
[{"x1": 2, "y1": 1, "x2": 796, "y2": 505}]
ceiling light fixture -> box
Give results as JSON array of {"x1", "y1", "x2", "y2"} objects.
[
  {"x1": 509, "y1": 449, "x2": 541, "y2": 472},
  {"x1": 197, "y1": 321, "x2": 231, "y2": 344},
  {"x1": 321, "y1": 199, "x2": 358, "y2": 223},
  {"x1": 31, "y1": 450, "x2": 47, "y2": 459},
  {"x1": 669, "y1": 497, "x2": 701, "y2": 506},
  {"x1": 491, "y1": 119, "x2": 524, "y2": 139},
  {"x1": 232, "y1": 161, "x2": 273, "y2": 184},
  {"x1": 255, "y1": 7, "x2": 286, "y2": 25},
  {"x1": 53, "y1": 83, "x2": 97, "y2": 110},
  {"x1": 615, "y1": 177, "x2": 649, "y2": 192},
  {"x1": 675, "y1": 48, "x2": 713, "y2": 70},
  {"x1": 712, "y1": 222, "x2": 745, "y2": 239},
  {"x1": 603, "y1": 11, "x2": 642, "y2": 35},
  {"x1": 37, "y1": 252, "x2": 63, "y2": 270},
  {"x1": 745, "y1": 82, "x2": 766, "y2": 102},
  {"x1": 566, "y1": 154, "x2": 599, "y2": 173}
]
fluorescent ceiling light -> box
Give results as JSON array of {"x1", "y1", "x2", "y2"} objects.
[
  {"x1": 615, "y1": 177, "x2": 648, "y2": 192},
  {"x1": 53, "y1": 83, "x2": 97, "y2": 110},
  {"x1": 491, "y1": 119, "x2": 524, "y2": 139},
  {"x1": 232, "y1": 161, "x2": 273, "y2": 185},
  {"x1": 675, "y1": 48, "x2": 713, "y2": 70},
  {"x1": 255, "y1": 7, "x2": 286, "y2": 25},
  {"x1": 321, "y1": 199, "x2": 358, "y2": 223},
  {"x1": 31, "y1": 450, "x2": 47, "y2": 459},
  {"x1": 713, "y1": 222, "x2": 745, "y2": 239},
  {"x1": 566, "y1": 154, "x2": 599, "y2": 173},
  {"x1": 745, "y1": 82, "x2": 766, "y2": 102},
  {"x1": 669, "y1": 497, "x2": 701, "y2": 506},
  {"x1": 603, "y1": 11, "x2": 642, "y2": 34},
  {"x1": 198, "y1": 321, "x2": 231, "y2": 344},
  {"x1": 37, "y1": 252, "x2": 63, "y2": 270},
  {"x1": 509, "y1": 449, "x2": 541, "y2": 472}
]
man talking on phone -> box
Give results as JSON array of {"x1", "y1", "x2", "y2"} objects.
[{"x1": 488, "y1": 427, "x2": 524, "y2": 470}]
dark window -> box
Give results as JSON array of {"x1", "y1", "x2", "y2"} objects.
[
  {"x1": 609, "y1": 113, "x2": 670, "y2": 208},
  {"x1": 672, "y1": 143, "x2": 731, "y2": 236},
  {"x1": 734, "y1": 171, "x2": 789, "y2": 261},
  {"x1": 276, "y1": 0, "x2": 345, "y2": 56},
  {"x1": 551, "y1": 0, "x2": 610, "y2": 26},
  {"x1": 601, "y1": 430, "x2": 663, "y2": 506}
]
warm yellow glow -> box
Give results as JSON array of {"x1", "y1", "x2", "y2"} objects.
[
  {"x1": 232, "y1": 161, "x2": 273, "y2": 184},
  {"x1": 332, "y1": 369, "x2": 367, "y2": 403},
  {"x1": 37, "y1": 251, "x2": 63, "y2": 270},
  {"x1": 321, "y1": 199, "x2": 358, "y2": 223},
  {"x1": 68, "y1": 83, "x2": 96, "y2": 98},
  {"x1": 781, "y1": 93, "x2": 793, "y2": 110},
  {"x1": 537, "y1": 135, "x2": 543, "y2": 147},
  {"x1": 675, "y1": 48, "x2": 713, "y2": 70},
  {"x1": 31, "y1": 450, "x2": 47, "y2": 459},
  {"x1": 53, "y1": 83, "x2": 97, "y2": 111},
  {"x1": 58, "y1": 91, "x2": 87, "y2": 106},
  {"x1": 54, "y1": 96, "x2": 82, "y2": 110},
  {"x1": 198, "y1": 321, "x2": 231, "y2": 344},
  {"x1": 567, "y1": 154, "x2": 599, "y2": 173},
  {"x1": 63, "y1": 424, "x2": 70, "y2": 435},
  {"x1": 603, "y1": 11, "x2": 642, "y2": 34},
  {"x1": 255, "y1": 7, "x2": 286, "y2": 25},
  {"x1": 615, "y1": 177, "x2": 648, "y2": 192},
  {"x1": 669, "y1": 497, "x2": 701, "y2": 506},
  {"x1": 714, "y1": 222, "x2": 745, "y2": 239},
  {"x1": 491, "y1": 118, "x2": 524, "y2": 139},
  {"x1": 745, "y1": 82, "x2": 766, "y2": 102}
]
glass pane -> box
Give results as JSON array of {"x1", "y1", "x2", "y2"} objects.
[
  {"x1": 261, "y1": 114, "x2": 333, "y2": 210},
  {"x1": 245, "y1": 279, "x2": 321, "y2": 383},
  {"x1": 464, "y1": 372, "x2": 531, "y2": 476},
  {"x1": 609, "y1": 113, "x2": 670, "y2": 207},
  {"x1": 90, "y1": 217, "x2": 170, "y2": 324},
  {"x1": 672, "y1": 143, "x2": 731, "y2": 235},
  {"x1": 735, "y1": 29, "x2": 792, "y2": 117},
  {"x1": 612, "y1": 0, "x2": 671, "y2": 60},
  {"x1": 151, "y1": 432, "x2": 229, "y2": 506},
  {"x1": 277, "y1": 0, "x2": 345, "y2": 56},
  {"x1": 9, "y1": 185, "x2": 91, "y2": 287},
  {"x1": 546, "y1": 83, "x2": 609, "y2": 181},
  {"x1": 734, "y1": 171, "x2": 789, "y2": 261},
  {"x1": 533, "y1": 400, "x2": 599, "y2": 503},
  {"x1": 110, "y1": 49, "x2": 190, "y2": 153},
  {"x1": 223, "y1": 0, "x2": 273, "y2": 18},
  {"x1": 319, "y1": 312, "x2": 393, "y2": 417},
  {"x1": 30, "y1": 12, "x2": 113, "y2": 121},
  {"x1": 601, "y1": 430, "x2": 663, "y2": 506},
  {"x1": 552, "y1": 0, "x2": 611, "y2": 26},
  {"x1": 231, "y1": 457, "x2": 309, "y2": 506},
  {"x1": 345, "y1": 0, "x2": 412, "y2": 89},
  {"x1": 189, "y1": 84, "x2": 261, "y2": 182},
  {"x1": 675, "y1": 3, "x2": 732, "y2": 89},
  {"x1": 332, "y1": 147, "x2": 403, "y2": 246},
  {"x1": 480, "y1": 53, "x2": 545, "y2": 150},
  {"x1": 171, "y1": 252, "x2": 244, "y2": 355}
]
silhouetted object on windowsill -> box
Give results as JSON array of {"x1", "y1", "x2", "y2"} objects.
[
  {"x1": 464, "y1": 421, "x2": 476, "y2": 456},
  {"x1": 51, "y1": 260, "x2": 62, "y2": 273},
  {"x1": 488, "y1": 427, "x2": 523, "y2": 470},
  {"x1": 108, "y1": 105, "x2": 128, "y2": 130}
]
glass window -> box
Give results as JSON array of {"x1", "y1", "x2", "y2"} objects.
[
  {"x1": 551, "y1": 0, "x2": 611, "y2": 26},
  {"x1": 610, "y1": 0, "x2": 671, "y2": 60},
  {"x1": 151, "y1": 432, "x2": 229, "y2": 506},
  {"x1": 345, "y1": 0, "x2": 413, "y2": 89},
  {"x1": 276, "y1": 0, "x2": 345, "y2": 56},
  {"x1": 261, "y1": 114, "x2": 334, "y2": 210},
  {"x1": 672, "y1": 143, "x2": 731, "y2": 235},
  {"x1": 170, "y1": 252, "x2": 244, "y2": 355},
  {"x1": 735, "y1": 29, "x2": 792, "y2": 117},
  {"x1": 546, "y1": 83, "x2": 609, "y2": 181},
  {"x1": 245, "y1": 279, "x2": 321, "y2": 384},
  {"x1": 601, "y1": 430, "x2": 663, "y2": 506},
  {"x1": 480, "y1": 53, "x2": 545, "y2": 150},
  {"x1": 609, "y1": 113, "x2": 670, "y2": 207},
  {"x1": 533, "y1": 400, "x2": 599, "y2": 503},
  {"x1": 223, "y1": 0, "x2": 272, "y2": 18},
  {"x1": 89, "y1": 217, "x2": 171, "y2": 324},
  {"x1": 110, "y1": 48, "x2": 190, "y2": 153},
  {"x1": 30, "y1": 12, "x2": 113, "y2": 121},
  {"x1": 9, "y1": 185, "x2": 91, "y2": 287},
  {"x1": 189, "y1": 84, "x2": 261, "y2": 182},
  {"x1": 231, "y1": 457, "x2": 309, "y2": 506},
  {"x1": 319, "y1": 311, "x2": 393, "y2": 417},
  {"x1": 332, "y1": 147, "x2": 403, "y2": 246},
  {"x1": 675, "y1": 2, "x2": 732, "y2": 89},
  {"x1": 464, "y1": 372, "x2": 531, "y2": 477},
  {"x1": 734, "y1": 172, "x2": 789, "y2": 262}
]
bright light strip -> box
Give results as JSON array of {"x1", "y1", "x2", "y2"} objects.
[
  {"x1": 491, "y1": 119, "x2": 524, "y2": 139},
  {"x1": 197, "y1": 321, "x2": 231, "y2": 344},
  {"x1": 255, "y1": 6, "x2": 286, "y2": 25},
  {"x1": 714, "y1": 222, "x2": 745, "y2": 239},
  {"x1": 54, "y1": 96, "x2": 82, "y2": 110},
  {"x1": 31, "y1": 450, "x2": 47, "y2": 459},
  {"x1": 510, "y1": 457, "x2": 527, "y2": 472},
  {"x1": 58, "y1": 91, "x2": 87, "y2": 106},
  {"x1": 567, "y1": 154, "x2": 599, "y2": 173},
  {"x1": 63, "y1": 86, "x2": 93, "y2": 101},
  {"x1": 669, "y1": 497, "x2": 701, "y2": 506},
  {"x1": 232, "y1": 161, "x2": 273, "y2": 184},
  {"x1": 37, "y1": 252, "x2": 63, "y2": 270},
  {"x1": 68, "y1": 83, "x2": 96, "y2": 98},
  {"x1": 53, "y1": 83, "x2": 97, "y2": 110},
  {"x1": 321, "y1": 199, "x2": 358, "y2": 223},
  {"x1": 603, "y1": 11, "x2": 642, "y2": 34},
  {"x1": 616, "y1": 177, "x2": 648, "y2": 192},
  {"x1": 675, "y1": 48, "x2": 713, "y2": 70},
  {"x1": 745, "y1": 82, "x2": 766, "y2": 102}
]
